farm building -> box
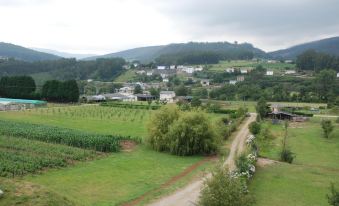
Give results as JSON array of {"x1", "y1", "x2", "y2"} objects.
[
  {"x1": 83, "y1": 95, "x2": 106, "y2": 102},
  {"x1": 157, "y1": 66, "x2": 166, "y2": 70},
  {"x1": 285, "y1": 70, "x2": 296, "y2": 74},
  {"x1": 135, "y1": 94, "x2": 156, "y2": 101},
  {"x1": 0, "y1": 98, "x2": 46, "y2": 111},
  {"x1": 200, "y1": 79, "x2": 210, "y2": 87},
  {"x1": 225, "y1": 68, "x2": 235, "y2": 73},
  {"x1": 160, "y1": 91, "x2": 176, "y2": 103},
  {"x1": 103, "y1": 93, "x2": 136, "y2": 102}
]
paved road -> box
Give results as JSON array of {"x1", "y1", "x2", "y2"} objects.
[{"x1": 148, "y1": 113, "x2": 257, "y2": 206}]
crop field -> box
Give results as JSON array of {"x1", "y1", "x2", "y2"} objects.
[
  {"x1": 250, "y1": 118, "x2": 339, "y2": 206},
  {"x1": 0, "y1": 105, "x2": 151, "y2": 137},
  {"x1": 208, "y1": 60, "x2": 296, "y2": 72},
  {"x1": 0, "y1": 135, "x2": 97, "y2": 177},
  {"x1": 0, "y1": 120, "x2": 137, "y2": 152}
]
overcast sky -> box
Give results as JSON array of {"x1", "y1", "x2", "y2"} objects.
[{"x1": 1, "y1": 0, "x2": 339, "y2": 54}]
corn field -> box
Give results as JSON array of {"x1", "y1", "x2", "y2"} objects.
[
  {"x1": 0, "y1": 136, "x2": 98, "y2": 177},
  {"x1": 0, "y1": 120, "x2": 140, "y2": 152}
]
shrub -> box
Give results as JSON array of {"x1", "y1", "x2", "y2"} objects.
[
  {"x1": 280, "y1": 149, "x2": 295, "y2": 163},
  {"x1": 321, "y1": 120, "x2": 334, "y2": 138},
  {"x1": 249, "y1": 122, "x2": 261, "y2": 135},
  {"x1": 167, "y1": 112, "x2": 219, "y2": 156},
  {"x1": 328, "y1": 183, "x2": 339, "y2": 206},
  {"x1": 199, "y1": 167, "x2": 254, "y2": 206},
  {"x1": 147, "y1": 106, "x2": 220, "y2": 156},
  {"x1": 147, "y1": 106, "x2": 180, "y2": 152}
]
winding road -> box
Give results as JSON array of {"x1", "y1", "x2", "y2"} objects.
[{"x1": 148, "y1": 113, "x2": 257, "y2": 206}]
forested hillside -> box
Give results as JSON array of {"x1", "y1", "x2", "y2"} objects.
[
  {"x1": 0, "y1": 58, "x2": 126, "y2": 81},
  {"x1": 0, "y1": 42, "x2": 61, "y2": 62},
  {"x1": 269, "y1": 37, "x2": 339, "y2": 59},
  {"x1": 87, "y1": 42, "x2": 266, "y2": 63}
]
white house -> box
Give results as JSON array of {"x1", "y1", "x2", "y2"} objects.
[
  {"x1": 266, "y1": 71, "x2": 274, "y2": 76},
  {"x1": 157, "y1": 66, "x2": 166, "y2": 70},
  {"x1": 117, "y1": 86, "x2": 134, "y2": 94},
  {"x1": 170, "y1": 65, "x2": 176, "y2": 70},
  {"x1": 267, "y1": 60, "x2": 277, "y2": 64},
  {"x1": 87, "y1": 79, "x2": 93, "y2": 83},
  {"x1": 146, "y1": 71, "x2": 153, "y2": 76},
  {"x1": 240, "y1": 69, "x2": 248, "y2": 74},
  {"x1": 195, "y1": 66, "x2": 203, "y2": 72},
  {"x1": 225, "y1": 68, "x2": 235, "y2": 73},
  {"x1": 285, "y1": 70, "x2": 296, "y2": 74},
  {"x1": 163, "y1": 78, "x2": 169, "y2": 83},
  {"x1": 182, "y1": 67, "x2": 195, "y2": 74},
  {"x1": 177, "y1": 65, "x2": 184, "y2": 69},
  {"x1": 136, "y1": 70, "x2": 146, "y2": 75},
  {"x1": 229, "y1": 80, "x2": 237, "y2": 85},
  {"x1": 285, "y1": 60, "x2": 293, "y2": 63},
  {"x1": 160, "y1": 91, "x2": 176, "y2": 103}
]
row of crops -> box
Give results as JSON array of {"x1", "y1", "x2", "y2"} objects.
[
  {"x1": 0, "y1": 120, "x2": 141, "y2": 152},
  {"x1": 0, "y1": 136, "x2": 98, "y2": 177},
  {"x1": 21, "y1": 105, "x2": 151, "y2": 122},
  {"x1": 100, "y1": 102, "x2": 161, "y2": 110}
]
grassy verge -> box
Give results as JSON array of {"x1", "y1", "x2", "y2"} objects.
[{"x1": 250, "y1": 118, "x2": 339, "y2": 206}]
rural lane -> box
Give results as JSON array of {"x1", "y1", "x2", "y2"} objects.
[{"x1": 147, "y1": 113, "x2": 257, "y2": 206}]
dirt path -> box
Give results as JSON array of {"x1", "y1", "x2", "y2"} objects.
[{"x1": 148, "y1": 113, "x2": 257, "y2": 206}]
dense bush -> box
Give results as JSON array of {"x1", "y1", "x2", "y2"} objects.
[
  {"x1": 147, "y1": 106, "x2": 220, "y2": 156},
  {"x1": 0, "y1": 120, "x2": 139, "y2": 152},
  {"x1": 199, "y1": 167, "x2": 254, "y2": 206},
  {"x1": 0, "y1": 76, "x2": 36, "y2": 99},
  {"x1": 249, "y1": 122, "x2": 261, "y2": 135},
  {"x1": 42, "y1": 80, "x2": 79, "y2": 103},
  {"x1": 280, "y1": 149, "x2": 295, "y2": 164},
  {"x1": 321, "y1": 120, "x2": 334, "y2": 138}
]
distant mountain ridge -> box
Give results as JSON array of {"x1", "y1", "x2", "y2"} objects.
[
  {"x1": 31, "y1": 48, "x2": 97, "y2": 60},
  {"x1": 85, "y1": 42, "x2": 266, "y2": 63},
  {"x1": 269, "y1": 37, "x2": 339, "y2": 59},
  {"x1": 0, "y1": 42, "x2": 61, "y2": 62}
]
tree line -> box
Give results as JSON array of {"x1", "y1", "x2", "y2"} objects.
[
  {"x1": 0, "y1": 58, "x2": 126, "y2": 81},
  {"x1": 0, "y1": 76, "x2": 79, "y2": 103},
  {"x1": 296, "y1": 50, "x2": 339, "y2": 72}
]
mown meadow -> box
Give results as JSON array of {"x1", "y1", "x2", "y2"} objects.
[{"x1": 250, "y1": 117, "x2": 339, "y2": 206}]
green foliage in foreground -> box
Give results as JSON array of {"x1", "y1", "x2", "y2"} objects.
[
  {"x1": 328, "y1": 183, "x2": 339, "y2": 206},
  {"x1": 147, "y1": 106, "x2": 220, "y2": 156},
  {"x1": 321, "y1": 119, "x2": 334, "y2": 138},
  {"x1": 0, "y1": 136, "x2": 97, "y2": 177},
  {"x1": 199, "y1": 167, "x2": 254, "y2": 206},
  {"x1": 0, "y1": 120, "x2": 140, "y2": 152}
]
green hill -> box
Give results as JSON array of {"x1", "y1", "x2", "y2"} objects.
[
  {"x1": 85, "y1": 42, "x2": 266, "y2": 63},
  {"x1": 269, "y1": 36, "x2": 339, "y2": 60},
  {"x1": 0, "y1": 42, "x2": 61, "y2": 62}
]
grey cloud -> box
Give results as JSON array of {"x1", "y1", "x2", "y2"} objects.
[{"x1": 148, "y1": 0, "x2": 339, "y2": 50}]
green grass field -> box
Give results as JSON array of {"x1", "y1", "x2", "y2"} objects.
[
  {"x1": 0, "y1": 104, "x2": 223, "y2": 206},
  {"x1": 250, "y1": 118, "x2": 339, "y2": 206},
  {"x1": 114, "y1": 70, "x2": 138, "y2": 83},
  {"x1": 208, "y1": 60, "x2": 296, "y2": 72}
]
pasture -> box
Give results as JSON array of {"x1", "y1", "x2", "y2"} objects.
[
  {"x1": 208, "y1": 60, "x2": 296, "y2": 72},
  {"x1": 250, "y1": 118, "x2": 339, "y2": 206}
]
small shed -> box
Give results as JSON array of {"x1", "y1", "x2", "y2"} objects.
[{"x1": 135, "y1": 94, "x2": 156, "y2": 101}]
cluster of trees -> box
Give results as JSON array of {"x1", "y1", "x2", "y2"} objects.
[
  {"x1": 0, "y1": 58, "x2": 126, "y2": 81},
  {"x1": 147, "y1": 106, "x2": 220, "y2": 156},
  {"x1": 209, "y1": 68, "x2": 339, "y2": 104},
  {"x1": 155, "y1": 50, "x2": 255, "y2": 65},
  {"x1": 296, "y1": 50, "x2": 339, "y2": 72},
  {"x1": 0, "y1": 76, "x2": 37, "y2": 99},
  {"x1": 41, "y1": 80, "x2": 79, "y2": 102}
]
